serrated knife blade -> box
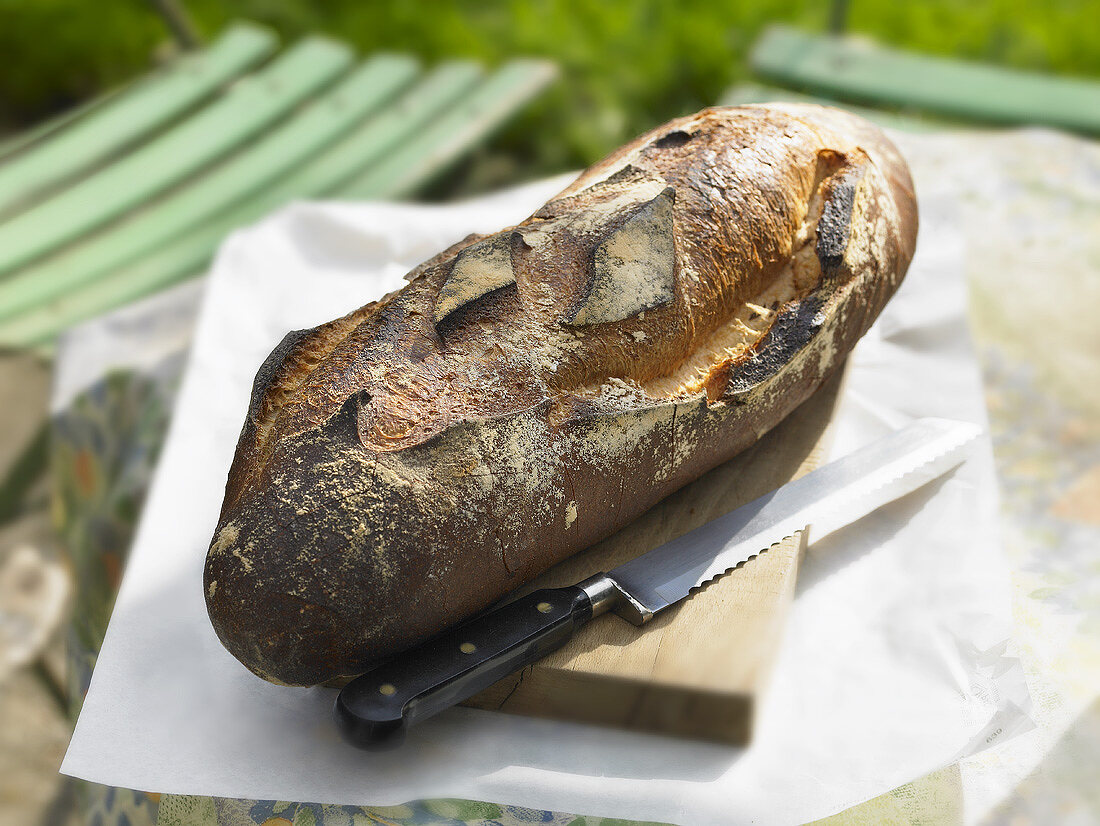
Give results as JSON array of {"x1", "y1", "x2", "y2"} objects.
[
  {"x1": 606, "y1": 416, "x2": 982, "y2": 623},
  {"x1": 337, "y1": 416, "x2": 982, "y2": 746}
]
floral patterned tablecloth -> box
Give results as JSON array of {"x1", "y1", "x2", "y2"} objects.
[{"x1": 52, "y1": 127, "x2": 1100, "y2": 825}]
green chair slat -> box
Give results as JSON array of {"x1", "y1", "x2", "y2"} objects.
[
  {"x1": 2, "y1": 60, "x2": 556, "y2": 346},
  {"x1": 0, "y1": 55, "x2": 420, "y2": 324},
  {"x1": 750, "y1": 25, "x2": 1100, "y2": 135},
  {"x1": 0, "y1": 241, "x2": 218, "y2": 349},
  {"x1": 341, "y1": 59, "x2": 558, "y2": 199},
  {"x1": 717, "y1": 82, "x2": 938, "y2": 133},
  {"x1": 0, "y1": 23, "x2": 277, "y2": 215},
  {"x1": 0, "y1": 63, "x2": 494, "y2": 346},
  {"x1": 262, "y1": 62, "x2": 485, "y2": 201},
  {"x1": 0, "y1": 85, "x2": 128, "y2": 163},
  {"x1": 0, "y1": 36, "x2": 353, "y2": 279}
]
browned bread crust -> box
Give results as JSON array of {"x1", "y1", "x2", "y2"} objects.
[{"x1": 204, "y1": 104, "x2": 918, "y2": 686}]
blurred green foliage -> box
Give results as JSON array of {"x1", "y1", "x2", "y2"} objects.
[{"x1": 3, "y1": 0, "x2": 1099, "y2": 182}]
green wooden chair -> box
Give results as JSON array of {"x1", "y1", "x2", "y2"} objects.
[
  {"x1": 0, "y1": 19, "x2": 556, "y2": 623},
  {"x1": 726, "y1": 24, "x2": 1100, "y2": 136},
  {"x1": 0, "y1": 21, "x2": 556, "y2": 352},
  {"x1": 0, "y1": 23, "x2": 277, "y2": 212}
]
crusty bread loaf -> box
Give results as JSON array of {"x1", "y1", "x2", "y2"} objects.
[{"x1": 204, "y1": 104, "x2": 917, "y2": 686}]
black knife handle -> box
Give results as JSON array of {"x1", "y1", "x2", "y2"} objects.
[{"x1": 335, "y1": 585, "x2": 594, "y2": 748}]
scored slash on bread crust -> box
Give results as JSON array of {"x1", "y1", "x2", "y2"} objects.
[{"x1": 204, "y1": 104, "x2": 918, "y2": 686}]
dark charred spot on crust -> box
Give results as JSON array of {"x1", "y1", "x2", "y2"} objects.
[
  {"x1": 815, "y1": 168, "x2": 863, "y2": 275},
  {"x1": 725, "y1": 295, "x2": 826, "y2": 398},
  {"x1": 248, "y1": 328, "x2": 314, "y2": 424},
  {"x1": 652, "y1": 129, "x2": 694, "y2": 150},
  {"x1": 326, "y1": 389, "x2": 371, "y2": 444}
]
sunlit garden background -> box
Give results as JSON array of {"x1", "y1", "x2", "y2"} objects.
[{"x1": 4, "y1": 0, "x2": 1099, "y2": 189}]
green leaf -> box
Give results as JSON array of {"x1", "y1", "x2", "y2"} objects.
[{"x1": 423, "y1": 798, "x2": 504, "y2": 821}]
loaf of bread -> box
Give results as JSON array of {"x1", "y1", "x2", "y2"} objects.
[{"x1": 204, "y1": 104, "x2": 917, "y2": 686}]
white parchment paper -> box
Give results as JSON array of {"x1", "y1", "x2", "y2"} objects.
[{"x1": 61, "y1": 173, "x2": 1030, "y2": 825}]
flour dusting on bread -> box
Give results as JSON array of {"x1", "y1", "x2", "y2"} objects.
[{"x1": 204, "y1": 104, "x2": 917, "y2": 685}]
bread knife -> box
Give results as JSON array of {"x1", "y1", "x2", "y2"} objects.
[{"x1": 335, "y1": 417, "x2": 981, "y2": 747}]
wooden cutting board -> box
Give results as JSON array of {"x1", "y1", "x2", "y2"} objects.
[{"x1": 463, "y1": 367, "x2": 846, "y2": 744}]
